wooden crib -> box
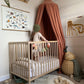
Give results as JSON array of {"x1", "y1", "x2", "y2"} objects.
[{"x1": 9, "y1": 41, "x2": 59, "y2": 84}]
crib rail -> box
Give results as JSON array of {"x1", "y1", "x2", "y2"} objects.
[{"x1": 9, "y1": 41, "x2": 59, "y2": 83}]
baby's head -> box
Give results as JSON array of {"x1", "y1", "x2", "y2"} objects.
[{"x1": 33, "y1": 24, "x2": 40, "y2": 33}]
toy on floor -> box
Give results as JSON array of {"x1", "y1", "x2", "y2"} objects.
[
  {"x1": 4, "y1": 79, "x2": 11, "y2": 84},
  {"x1": 54, "y1": 76, "x2": 70, "y2": 84},
  {"x1": 63, "y1": 46, "x2": 84, "y2": 82}
]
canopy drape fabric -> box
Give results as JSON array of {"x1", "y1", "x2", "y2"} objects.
[{"x1": 35, "y1": 0, "x2": 65, "y2": 69}]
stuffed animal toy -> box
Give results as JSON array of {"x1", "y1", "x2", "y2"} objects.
[
  {"x1": 47, "y1": 43, "x2": 50, "y2": 48},
  {"x1": 54, "y1": 76, "x2": 70, "y2": 84},
  {"x1": 32, "y1": 44, "x2": 35, "y2": 48},
  {"x1": 54, "y1": 79, "x2": 60, "y2": 84},
  {"x1": 4, "y1": 79, "x2": 11, "y2": 84}
]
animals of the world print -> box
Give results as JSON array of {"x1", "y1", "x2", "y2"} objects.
[{"x1": 2, "y1": 6, "x2": 29, "y2": 31}]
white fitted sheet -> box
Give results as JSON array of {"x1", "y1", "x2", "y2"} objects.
[{"x1": 12, "y1": 56, "x2": 59, "y2": 78}]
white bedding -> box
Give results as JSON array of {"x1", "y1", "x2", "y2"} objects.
[{"x1": 12, "y1": 56, "x2": 59, "y2": 78}]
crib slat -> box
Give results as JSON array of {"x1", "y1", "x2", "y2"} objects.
[
  {"x1": 55, "y1": 42, "x2": 56, "y2": 57},
  {"x1": 48, "y1": 43, "x2": 49, "y2": 71},
  {"x1": 38, "y1": 51, "x2": 39, "y2": 76},
  {"x1": 23, "y1": 44, "x2": 25, "y2": 77},
  {"x1": 54, "y1": 42, "x2": 55, "y2": 68},
  {"x1": 20, "y1": 44, "x2": 22, "y2": 77},
  {"x1": 28, "y1": 43, "x2": 31, "y2": 82},
  {"x1": 17, "y1": 44, "x2": 21, "y2": 75},
  {"x1": 35, "y1": 63, "x2": 37, "y2": 77},
  {"x1": 26, "y1": 44, "x2": 28, "y2": 78},
  {"x1": 18, "y1": 44, "x2": 21, "y2": 75},
  {"x1": 51, "y1": 43, "x2": 53, "y2": 70},
  {"x1": 38, "y1": 43, "x2": 40, "y2": 75},
  {"x1": 41, "y1": 43, "x2": 42, "y2": 74},
  {"x1": 50, "y1": 43, "x2": 51, "y2": 70},
  {"x1": 22, "y1": 44, "x2": 24, "y2": 76},
  {"x1": 23, "y1": 43, "x2": 25, "y2": 77},
  {"x1": 52, "y1": 43, "x2": 54, "y2": 69},
  {"x1": 40, "y1": 43, "x2": 42, "y2": 73},
  {"x1": 51, "y1": 43, "x2": 52, "y2": 70},
  {"x1": 15, "y1": 44, "x2": 17, "y2": 74},
  {"x1": 13, "y1": 44, "x2": 15, "y2": 72},
  {"x1": 24, "y1": 43, "x2": 26, "y2": 78},
  {"x1": 20, "y1": 43, "x2": 23, "y2": 77},
  {"x1": 31, "y1": 44, "x2": 34, "y2": 77},
  {"x1": 53, "y1": 42, "x2": 55, "y2": 69},
  {"x1": 21, "y1": 44, "x2": 23, "y2": 76},
  {"x1": 9, "y1": 44, "x2": 11, "y2": 72},
  {"x1": 9, "y1": 44, "x2": 12, "y2": 73},
  {"x1": 45, "y1": 43, "x2": 47, "y2": 72},
  {"x1": 15, "y1": 44, "x2": 17, "y2": 61},
  {"x1": 22, "y1": 44, "x2": 24, "y2": 77},
  {"x1": 11, "y1": 44, "x2": 14, "y2": 72},
  {"x1": 17, "y1": 44, "x2": 20, "y2": 75},
  {"x1": 35, "y1": 43, "x2": 37, "y2": 76},
  {"x1": 41, "y1": 50, "x2": 42, "y2": 74},
  {"x1": 43, "y1": 43, "x2": 45, "y2": 73},
  {"x1": 57, "y1": 42, "x2": 58, "y2": 57},
  {"x1": 24, "y1": 44, "x2": 26, "y2": 78}
]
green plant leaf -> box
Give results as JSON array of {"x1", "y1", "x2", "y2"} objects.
[{"x1": 4, "y1": 0, "x2": 10, "y2": 8}]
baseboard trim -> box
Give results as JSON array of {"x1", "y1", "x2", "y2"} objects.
[{"x1": 0, "y1": 74, "x2": 10, "y2": 82}]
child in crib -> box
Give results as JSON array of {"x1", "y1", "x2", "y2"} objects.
[{"x1": 31, "y1": 24, "x2": 50, "y2": 61}]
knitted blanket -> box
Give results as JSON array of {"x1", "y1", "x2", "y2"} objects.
[{"x1": 71, "y1": 59, "x2": 84, "y2": 82}]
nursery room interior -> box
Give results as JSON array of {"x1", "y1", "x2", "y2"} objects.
[{"x1": 0, "y1": 0, "x2": 84, "y2": 84}]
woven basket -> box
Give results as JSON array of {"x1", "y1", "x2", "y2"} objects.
[
  {"x1": 62, "y1": 60, "x2": 74, "y2": 75},
  {"x1": 65, "y1": 52, "x2": 75, "y2": 60}
]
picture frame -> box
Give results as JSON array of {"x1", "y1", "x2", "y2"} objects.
[
  {"x1": 1, "y1": 5, "x2": 30, "y2": 32},
  {"x1": 66, "y1": 16, "x2": 84, "y2": 37}
]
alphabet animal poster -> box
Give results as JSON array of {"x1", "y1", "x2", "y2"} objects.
[
  {"x1": 66, "y1": 16, "x2": 84, "y2": 37},
  {"x1": 1, "y1": 5, "x2": 30, "y2": 32}
]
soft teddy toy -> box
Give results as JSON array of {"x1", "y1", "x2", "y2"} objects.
[{"x1": 54, "y1": 76, "x2": 70, "y2": 84}]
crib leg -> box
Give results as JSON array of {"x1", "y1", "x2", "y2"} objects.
[
  {"x1": 10, "y1": 73, "x2": 14, "y2": 79},
  {"x1": 28, "y1": 81, "x2": 31, "y2": 84},
  {"x1": 32, "y1": 80, "x2": 35, "y2": 82}
]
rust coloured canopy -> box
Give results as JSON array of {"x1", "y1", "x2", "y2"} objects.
[{"x1": 35, "y1": 0, "x2": 65, "y2": 70}]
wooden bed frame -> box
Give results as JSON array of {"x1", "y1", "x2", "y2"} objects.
[{"x1": 9, "y1": 41, "x2": 59, "y2": 84}]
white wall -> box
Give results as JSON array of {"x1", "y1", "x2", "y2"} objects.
[
  {"x1": 1, "y1": 0, "x2": 84, "y2": 81},
  {"x1": 54, "y1": 0, "x2": 84, "y2": 70},
  {"x1": 0, "y1": 0, "x2": 43, "y2": 81}
]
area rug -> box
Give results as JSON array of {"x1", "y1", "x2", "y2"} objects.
[{"x1": 30, "y1": 75, "x2": 74, "y2": 84}]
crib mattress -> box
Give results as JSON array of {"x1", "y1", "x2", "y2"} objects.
[{"x1": 12, "y1": 56, "x2": 59, "y2": 78}]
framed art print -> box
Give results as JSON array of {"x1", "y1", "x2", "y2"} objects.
[
  {"x1": 66, "y1": 16, "x2": 84, "y2": 37},
  {"x1": 1, "y1": 5, "x2": 30, "y2": 32}
]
